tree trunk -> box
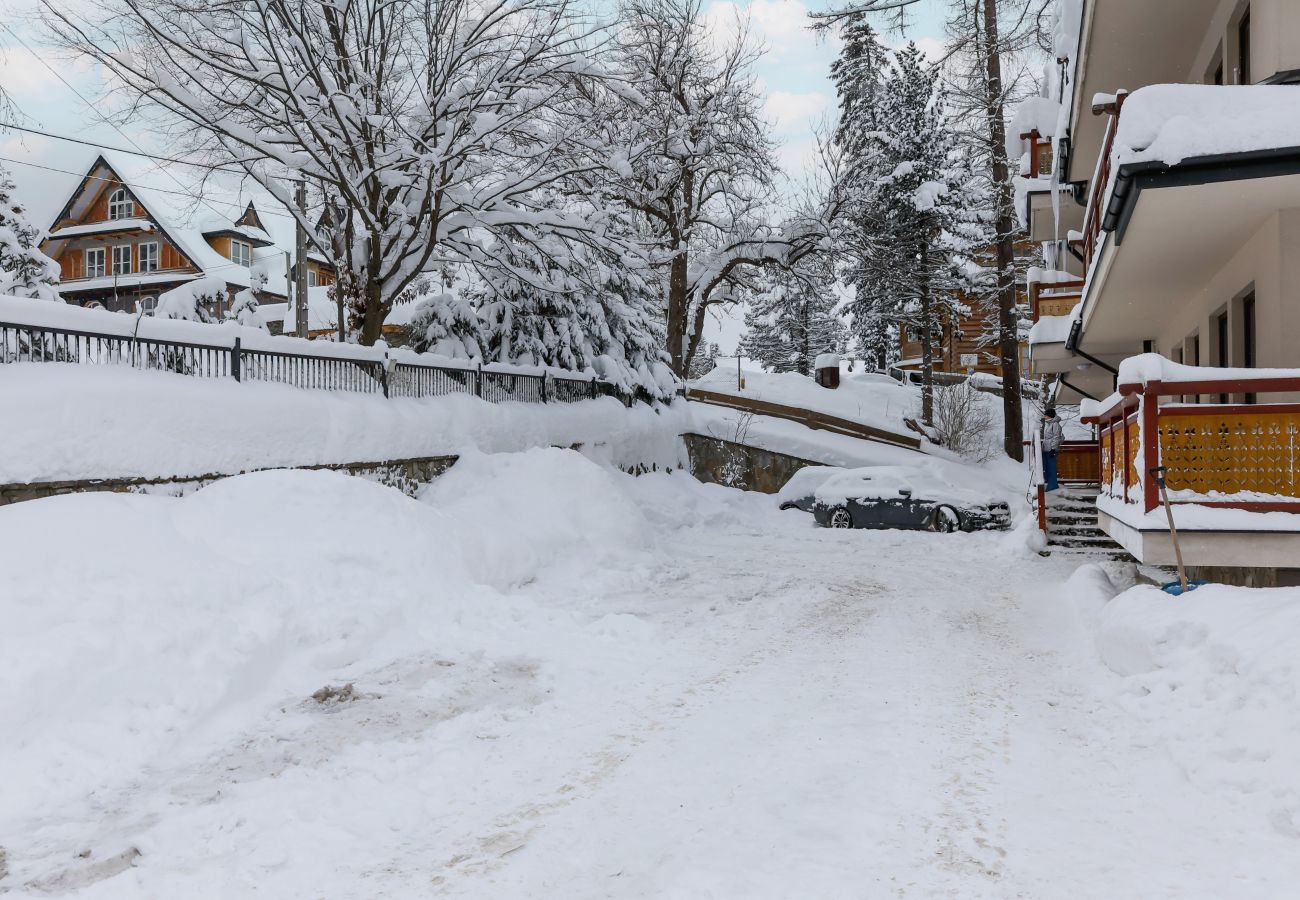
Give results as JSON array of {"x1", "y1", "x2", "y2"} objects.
[
  {"x1": 359, "y1": 279, "x2": 386, "y2": 345},
  {"x1": 981, "y1": 0, "x2": 1025, "y2": 462},
  {"x1": 666, "y1": 252, "x2": 690, "y2": 376},
  {"x1": 919, "y1": 242, "x2": 934, "y2": 426}
]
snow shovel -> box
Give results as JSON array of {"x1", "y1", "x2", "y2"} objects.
[{"x1": 1148, "y1": 466, "x2": 1208, "y2": 596}]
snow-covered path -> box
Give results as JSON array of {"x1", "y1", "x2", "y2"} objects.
[
  {"x1": 426, "y1": 521, "x2": 1297, "y2": 899},
  {"x1": 5, "y1": 458, "x2": 1299, "y2": 897}
]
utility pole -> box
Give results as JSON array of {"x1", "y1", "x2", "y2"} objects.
[{"x1": 294, "y1": 179, "x2": 310, "y2": 339}]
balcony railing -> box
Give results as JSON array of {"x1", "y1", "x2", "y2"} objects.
[
  {"x1": 1081, "y1": 91, "x2": 1127, "y2": 270},
  {"x1": 1082, "y1": 366, "x2": 1300, "y2": 513},
  {"x1": 1029, "y1": 278, "x2": 1084, "y2": 323}
]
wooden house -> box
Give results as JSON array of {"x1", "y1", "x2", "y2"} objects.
[{"x1": 39, "y1": 153, "x2": 334, "y2": 316}]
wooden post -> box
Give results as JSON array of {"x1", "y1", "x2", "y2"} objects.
[
  {"x1": 1037, "y1": 484, "x2": 1048, "y2": 533},
  {"x1": 1143, "y1": 383, "x2": 1162, "y2": 512},
  {"x1": 231, "y1": 337, "x2": 241, "y2": 382}
]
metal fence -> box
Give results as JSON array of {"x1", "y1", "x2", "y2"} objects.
[{"x1": 0, "y1": 318, "x2": 612, "y2": 405}]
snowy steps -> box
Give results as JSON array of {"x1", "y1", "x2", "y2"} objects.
[{"x1": 1041, "y1": 486, "x2": 1133, "y2": 560}]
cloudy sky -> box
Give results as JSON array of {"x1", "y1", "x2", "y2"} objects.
[{"x1": 0, "y1": 0, "x2": 947, "y2": 349}]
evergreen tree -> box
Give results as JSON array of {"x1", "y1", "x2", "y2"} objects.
[
  {"x1": 739, "y1": 260, "x2": 846, "y2": 377},
  {"x1": 687, "y1": 342, "x2": 720, "y2": 381},
  {"x1": 0, "y1": 166, "x2": 61, "y2": 300},
  {"x1": 829, "y1": 15, "x2": 895, "y2": 371},
  {"x1": 867, "y1": 43, "x2": 972, "y2": 425}
]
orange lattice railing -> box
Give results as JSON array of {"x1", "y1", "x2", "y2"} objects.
[
  {"x1": 1084, "y1": 369, "x2": 1300, "y2": 512},
  {"x1": 1159, "y1": 410, "x2": 1300, "y2": 498}
]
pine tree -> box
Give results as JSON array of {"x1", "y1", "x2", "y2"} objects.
[
  {"x1": 0, "y1": 165, "x2": 61, "y2": 301},
  {"x1": 739, "y1": 261, "x2": 845, "y2": 377},
  {"x1": 829, "y1": 15, "x2": 895, "y2": 371},
  {"x1": 868, "y1": 43, "x2": 970, "y2": 425},
  {"x1": 687, "y1": 342, "x2": 720, "y2": 381}
]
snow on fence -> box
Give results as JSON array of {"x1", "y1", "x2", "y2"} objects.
[{"x1": 0, "y1": 297, "x2": 615, "y2": 405}]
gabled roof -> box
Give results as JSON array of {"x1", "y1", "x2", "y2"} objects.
[{"x1": 42, "y1": 150, "x2": 308, "y2": 296}]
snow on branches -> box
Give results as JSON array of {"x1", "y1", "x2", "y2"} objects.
[{"x1": 0, "y1": 165, "x2": 60, "y2": 301}]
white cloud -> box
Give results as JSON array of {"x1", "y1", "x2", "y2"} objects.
[{"x1": 764, "y1": 90, "x2": 830, "y2": 132}]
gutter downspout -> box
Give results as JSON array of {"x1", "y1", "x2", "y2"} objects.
[{"x1": 1065, "y1": 317, "x2": 1119, "y2": 391}]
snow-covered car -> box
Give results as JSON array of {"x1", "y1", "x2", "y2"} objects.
[
  {"x1": 793, "y1": 465, "x2": 1011, "y2": 533},
  {"x1": 775, "y1": 465, "x2": 842, "y2": 512}
]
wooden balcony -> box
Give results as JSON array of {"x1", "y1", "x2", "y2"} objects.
[
  {"x1": 1029, "y1": 279, "x2": 1084, "y2": 323},
  {"x1": 1083, "y1": 369, "x2": 1300, "y2": 514}
]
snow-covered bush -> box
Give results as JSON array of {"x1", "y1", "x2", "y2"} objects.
[
  {"x1": 930, "y1": 379, "x2": 996, "y2": 461},
  {"x1": 228, "y1": 267, "x2": 268, "y2": 330},
  {"x1": 0, "y1": 165, "x2": 61, "y2": 301},
  {"x1": 407, "y1": 292, "x2": 484, "y2": 359},
  {"x1": 156, "y1": 275, "x2": 226, "y2": 324}
]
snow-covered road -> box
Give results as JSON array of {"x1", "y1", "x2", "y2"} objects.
[{"x1": 4, "y1": 454, "x2": 1299, "y2": 897}]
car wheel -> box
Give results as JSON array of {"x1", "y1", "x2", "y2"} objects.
[
  {"x1": 931, "y1": 506, "x2": 960, "y2": 533},
  {"x1": 828, "y1": 506, "x2": 853, "y2": 529}
]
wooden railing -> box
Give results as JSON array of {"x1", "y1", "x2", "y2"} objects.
[
  {"x1": 1081, "y1": 91, "x2": 1127, "y2": 269},
  {"x1": 1029, "y1": 278, "x2": 1085, "y2": 322},
  {"x1": 1083, "y1": 370, "x2": 1300, "y2": 512},
  {"x1": 685, "y1": 387, "x2": 922, "y2": 451}
]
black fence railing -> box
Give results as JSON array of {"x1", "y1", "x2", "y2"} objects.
[{"x1": 0, "y1": 319, "x2": 612, "y2": 405}]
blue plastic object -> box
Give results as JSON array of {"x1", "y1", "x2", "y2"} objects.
[{"x1": 1161, "y1": 579, "x2": 1210, "y2": 596}]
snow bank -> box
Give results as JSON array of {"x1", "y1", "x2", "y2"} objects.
[
  {"x1": 1027, "y1": 312, "x2": 1075, "y2": 345},
  {"x1": 1068, "y1": 566, "x2": 1300, "y2": 839},
  {"x1": 693, "y1": 365, "x2": 914, "y2": 436},
  {"x1": 0, "y1": 363, "x2": 688, "y2": 483},
  {"x1": 1116, "y1": 84, "x2": 1300, "y2": 168},
  {"x1": 0, "y1": 450, "x2": 701, "y2": 886}
]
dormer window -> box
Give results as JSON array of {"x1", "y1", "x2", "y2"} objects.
[
  {"x1": 108, "y1": 188, "x2": 134, "y2": 220},
  {"x1": 230, "y1": 239, "x2": 251, "y2": 268}
]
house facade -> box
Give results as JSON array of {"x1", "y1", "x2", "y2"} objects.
[
  {"x1": 40, "y1": 153, "x2": 334, "y2": 317},
  {"x1": 1017, "y1": 0, "x2": 1300, "y2": 583}
]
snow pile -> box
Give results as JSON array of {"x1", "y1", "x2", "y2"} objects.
[
  {"x1": 0, "y1": 450, "x2": 692, "y2": 889},
  {"x1": 0, "y1": 364, "x2": 689, "y2": 484},
  {"x1": 1070, "y1": 566, "x2": 1300, "y2": 839},
  {"x1": 1006, "y1": 95, "x2": 1062, "y2": 162},
  {"x1": 1115, "y1": 84, "x2": 1300, "y2": 167},
  {"x1": 1027, "y1": 311, "x2": 1076, "y2": 345}
]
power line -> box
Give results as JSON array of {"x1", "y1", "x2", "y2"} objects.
[
  {"x1": 0, "y1": 154, "x2": 300, "y2": 221},
  {"x1": 0, "y1": 21, "x2": 303, "y2": 227},
  {"x1": 0, "y1": 120, "x2": 301, "y2": 182}
]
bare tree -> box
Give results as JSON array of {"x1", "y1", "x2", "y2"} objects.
[
  {"x1": 44, "y1": 0, "x2": 617, "y2": 344},
  {"x1": 604, "y1": 0, "x2": 838, "y2": 377}
]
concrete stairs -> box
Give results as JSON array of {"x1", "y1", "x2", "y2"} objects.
[{"x1": 1042, "y1": 485, "x2": 1133, "y2": 561}]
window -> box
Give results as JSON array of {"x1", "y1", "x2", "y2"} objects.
[
  {"x1": 1217, "y1": 311, "x2": 1229, "y2": 402},
  {"x1": 139, "y1": 296, "x2": 157, "y2": 315},
  {"x1": 1238, "y1": 8, "x2": 1251, "y2": 84},
  {"x1": 107, "y1": 188, "x2": 134, "y2": 220},
  {"x1": 230, "y1": 239, "x2": 251, "y2": 267},
  {"x1": 112, "y1": 245, "x2": 132, "y2": 275},
  {"x1": 85, "y1": 247, "x2": 105, "y2": 278},
  {"x1": 139, "y1": 242, "x2": 160, "y2": 273},
  {"x1": 307, "y1": 269, "x2": 318, "y2": 287}
]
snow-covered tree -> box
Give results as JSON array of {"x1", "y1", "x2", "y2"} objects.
[
  {"x1": 408, "y1": 293, "x2": 485, "y2": 360},
  {"x1": 739, "y1": 263, "x2": 846, "y2": 377},
  {"x1": 686, "y1": 342, "x2": 719, "y2": 381},
  {"x1": 0, "y1": 165, "x2": 60, "y2": 301},
  {"x1": 867, "y1": 43, "x2": 972, "y2": 425},
  {"x1": 47, "y1": 0, "x2": 618, "y2": 345},
  {"x1": 811, "y1": 0, "x2": 1043, "y2": 460},
  {"x1": 603, "y1": 0, "x2": 836, "y2": 377}
]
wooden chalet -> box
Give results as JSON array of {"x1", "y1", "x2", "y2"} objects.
[{"x1": 39, "y1": 153, "x2": 335, "y2": 317}]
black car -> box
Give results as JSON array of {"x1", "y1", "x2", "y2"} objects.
[{"x1": 781, "y1": 465, "x2": 1011, "y2": 533}]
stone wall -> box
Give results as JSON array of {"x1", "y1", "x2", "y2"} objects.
[
  {"x1": 682, "y1": 433, "x2": 825, "y2": 494},
  {"x1": 0, "y1": 455, "x2": 460, "y2": 507}
]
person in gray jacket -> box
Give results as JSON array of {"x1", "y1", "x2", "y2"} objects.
[{"x1": 1041, "y1": 408, "x2": 1064, "y2": 491}]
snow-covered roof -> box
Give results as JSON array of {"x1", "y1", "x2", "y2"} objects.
[
  {"x1": 1115, "y1": 85, "x2": 1300, "y2": 168},
  {"x1": 49, "y1": 218, "x2": 156, "y2": 239},
  {"x1": 46, "y1": 150, "x2": 307, "y2": 298}
]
